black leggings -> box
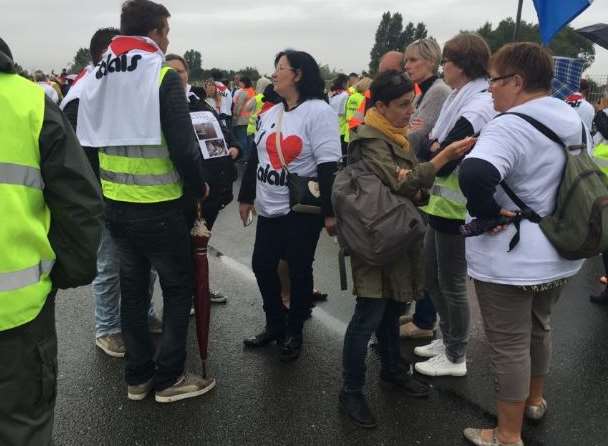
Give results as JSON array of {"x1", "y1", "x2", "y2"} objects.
[{"x1": 251, "y1": 212, "x2": 323, "y2": 336}]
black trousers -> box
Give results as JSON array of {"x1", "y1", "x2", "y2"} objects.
[
  {"x1": 252, "y1": 212, "x2": 323, "y2": 336},
  {"x1": 0, "y1": 293, "x2": 57, "y2": 446},
  {"x1": 106, "y1": 204, "x2": 194, "y2": 391}
]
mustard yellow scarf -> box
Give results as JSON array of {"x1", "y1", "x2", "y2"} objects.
[{"x1": 364, "y1": 107, "x2": 410, "y2": 151}]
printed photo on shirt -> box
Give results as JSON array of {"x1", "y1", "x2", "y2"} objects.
[
  {"x1": 190, "y1": 111, "x2": 228, "y2": 159},
  {"x1": 206, "y1": 138, "x2": 229, "y2": 158}
]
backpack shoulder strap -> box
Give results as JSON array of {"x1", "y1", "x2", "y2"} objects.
[{"x1": 498, "y1": 112, "x2": 565, "y2": 147}]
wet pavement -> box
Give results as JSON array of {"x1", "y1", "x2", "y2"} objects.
[{"x1": 52, "y1": 197, "x2": 608, "y2": 446}]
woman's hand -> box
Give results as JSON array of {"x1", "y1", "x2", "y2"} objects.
[
  {"x1": 409, "y1": 117, "x2": 425, "y2": 132},
  {"x1": 324, "y1": 216, "x2": 337, "y2": 236},
  {"x1": 396, "y1": 167, "x2": 412, "y2": 181},
  {"x1": 239, "y1": 202, "x2": 255, "y2": 227},
  {"x1": 488, "y1": 209, "x2": 517, "y2": 235},
  {"x1": 442, "y1": 137, "x2": 476, "y2": 161},
  {"x1": 228, "y1": 147, "x2": 239, "y2": 160}
]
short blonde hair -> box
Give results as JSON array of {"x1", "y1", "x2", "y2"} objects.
[
  {"x1": 405, "y1": 38, "x2": 442, "y2": 74},
  {"x1": 355, "y1": 77, "x2": 372, "y2": 93}
]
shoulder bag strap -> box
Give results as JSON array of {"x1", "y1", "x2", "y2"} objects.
[{"x1": 275, "y1": 106, "x2": 290, "y2": 174}]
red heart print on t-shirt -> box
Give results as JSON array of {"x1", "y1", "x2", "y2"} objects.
[{"x1": 266, "y1": 132, "x2": 303, "y2": 170}]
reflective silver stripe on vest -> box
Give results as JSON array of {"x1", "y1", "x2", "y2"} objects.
[
  {"x1": 99, "y1": 169, "x2": 180, "y2": 186},
  {"x1": 0, "y1": 260, "x2": 54, "y2": 292},
  {"x1": 430, "y1": 184, "x2": 467, "y2": 205},
  {"x1": 592, "y1": 156, "x2": 608, "y2": 169},
  {"x1": 102, "y1": 146, "x2": 170, "y2": 159},
  {"x1": 0, "y1": 162, "x2": 44, "y2": 189}
]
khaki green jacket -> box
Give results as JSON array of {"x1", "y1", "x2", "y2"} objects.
[{"x1": 347, "y1": 125, "x2": 436, "y2": 302}]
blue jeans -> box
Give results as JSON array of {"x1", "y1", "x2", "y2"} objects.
[
  {"x1": 412, "y1": 291, "x2": 437, "y2": 330},
  {"x1": 106, "y1": 204, "x2": 194, "y2": 390},
  {"x1": 233, "y1": 125, "x2": 250, "y2": 161},
  {"x1": 342, "y1": 298, "x2": 401, "y2": 392},
  {"x1": 93, "y1": 226, "x2": 157, "y2": 338},
  {"x1": 424, "y1": 228, "x2": 469, "y2": 363}
]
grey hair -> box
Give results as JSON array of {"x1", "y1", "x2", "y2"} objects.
[
  {"x1": 33, "y1": 70, "x2": 48, "y2": 82},
  {"x1": 405, "y1": 38, "x2": 442, "y2": 75}
]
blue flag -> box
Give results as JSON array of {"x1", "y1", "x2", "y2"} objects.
[{"x1": 533, "y1": 0, "x2": 593, "y2": 44}]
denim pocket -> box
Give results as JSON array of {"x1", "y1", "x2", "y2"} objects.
[{"x1": 36, "y1": 337, "x2": 57, "y2": 408}]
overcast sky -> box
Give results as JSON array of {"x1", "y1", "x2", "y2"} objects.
[{"x1": 2, "y1": 0, "x2": 608, "y2": 78}]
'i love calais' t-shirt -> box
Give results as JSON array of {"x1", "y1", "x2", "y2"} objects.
[{"x1": 254, "y1": 100, "x2": 341, "y2": 217}]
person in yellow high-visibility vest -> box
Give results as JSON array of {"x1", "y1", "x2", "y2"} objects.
[
  {"x1": 0, "y1": 37, "x2": 102, "y2": 446},
  {"x1": 77, "y1": 1, "x2": 216, "y2": 403},
  {"x1": 245, "y1": 77, "x2": 272, "y2": 141},
  {"x1": 590, "y1": 104, "x2": 608, "y2": 304},
  {"x1": 345, "y1": 77, "x2": 372, "y2": 143},
  {"x1": 329, "y1": 73, "x2": 349, "y2": 155}
]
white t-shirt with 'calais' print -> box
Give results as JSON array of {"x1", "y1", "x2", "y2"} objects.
[{"x1": 254, "y1": 100, "x2": 341, "y2": 217}]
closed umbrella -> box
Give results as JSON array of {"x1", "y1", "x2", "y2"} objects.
[{"x1": 190, "y1": 201, "x2": 214, "y2": 380}]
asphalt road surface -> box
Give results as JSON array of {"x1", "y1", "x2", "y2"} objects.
[{"x1": 52, "y1": 196, "x2": 608, "y2": 446}]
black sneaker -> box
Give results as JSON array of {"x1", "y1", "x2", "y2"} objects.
[
  {"x1": 380, "y1": 368, "x2": 431, "y2": 398},
  {"x1": 243, "y1": 329, "x2": 285, "y2": 348},
  {"x1": 279, "y1": 335, "x2": 303, "y2": 362},
  {"x1": 590, "y1": 289, "x2": 608, "y2": 305},
  {"x1": 339, "y1": 390, "x2": 377, "y2": 429}
]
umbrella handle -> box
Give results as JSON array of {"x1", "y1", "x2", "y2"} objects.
[{"x1": 196, "y1": 200, "x2": 203, "y2": 220}]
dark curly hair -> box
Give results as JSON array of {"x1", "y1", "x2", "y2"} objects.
[{"x1": 274, "y1": 49, "x2": 325, "y2": 102}]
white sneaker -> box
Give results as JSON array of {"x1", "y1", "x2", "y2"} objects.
[
  {"x1": 414, "y1": 352, "x2": 467, "y2": 377},
  {"x1": 413, "y1": 339, "x2": 445, "y2": 358}
]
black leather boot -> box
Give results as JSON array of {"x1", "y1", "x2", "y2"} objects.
[
  {"x1": 278, "y1": 335, "x2": 303, "y2": 362},
  {"x1": 339, "y1": 390, "x2": 377, "y2": 428},
  {"x1": 380, "y1": 367, "x2": 431, "y2": 398}
]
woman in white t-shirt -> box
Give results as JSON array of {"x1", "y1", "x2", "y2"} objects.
[
  {"x1": 237, "y1": 50, "x2": 341, "y2": 363},
  {"x1": 459, "y1": 43, "x2": 586, "y2": 446}
]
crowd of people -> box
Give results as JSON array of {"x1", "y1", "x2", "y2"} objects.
[{"x1": 2, "y1": 1, "x2": 608, "y2": 446}]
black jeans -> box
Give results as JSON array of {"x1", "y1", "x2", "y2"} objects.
[
  {"x1": 251, "y1": 212, "x2": 323, "y2": 336},
  {"x1": 342, "y1": 297, "x2": 402, "y2": 392},
  {"x1": 106, "y1": 203, "x2": 193, "y2": 391},
  {"x1": 0, "y1": 293, "x2": 56, "y2": 446}
]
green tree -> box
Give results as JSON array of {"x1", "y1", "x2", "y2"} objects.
[
  {"x1": 369, "y1": 11, "x2": 393, "y2": 74},
  {"x1": 238, "y1": 66, "x2": 261, "y2": 82},
  {"x1": 472, "y1": 18, "x2": 595, "y2": 69},
  {"x1": 183, "y1": 49, "x2": 203, "y2": 81},
  {"x1": 369, "y1": 12, "x2": 430, "y2": 74},
  {"x1": 70, "y1": 48, "x2": 91, "y2": 74},
  {"x1": 319, "y1": 63, "x2": 342, "y2": 81}
]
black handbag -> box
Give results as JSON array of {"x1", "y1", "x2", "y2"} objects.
[{"x1": 275, "y1": 108, "x2": 322, "y2": 214}]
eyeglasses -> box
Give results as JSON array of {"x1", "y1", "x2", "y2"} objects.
[
  {"x1": 274, "y1": 65, "x2": 296, "y2": 73},
  {"x1": 489, "y1": 73, "x2": 517, "y2": 84}
]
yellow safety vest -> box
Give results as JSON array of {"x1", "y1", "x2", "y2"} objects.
[
  {"x1": 247, "y1": 93, "x2": 264, "y2": 136},
  {"x1": 593, "y1": 143, "x2": 608, "y2": 176},
  {"x1": 98, "y1": 67, "x2": 182, "y2": 203},
  {"x1": 420, "y1": 168, "x2": 467, "y2": 221},
  {"x1": 344, "y1": 92, "x2": 365, "y2": 143},
  {"x1": 0, "y1": 72, "x2": 56, "y2": 331}
]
